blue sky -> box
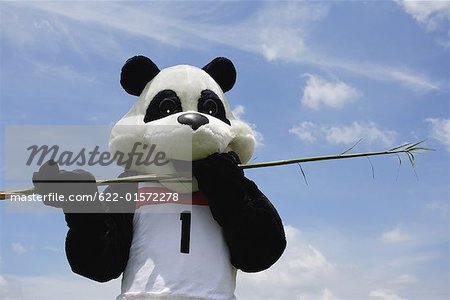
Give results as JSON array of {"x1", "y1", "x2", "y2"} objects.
[{"x1": 1, "y1": 1, "x2": 449, "y2": 299}]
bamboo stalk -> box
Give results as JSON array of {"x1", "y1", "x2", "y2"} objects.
[
  {"x1": 242, "y1": 148, "x2": 416, "y2": 169},
  {"x1": 0, "y1": 141, "x2": 433, "y2": 200}
]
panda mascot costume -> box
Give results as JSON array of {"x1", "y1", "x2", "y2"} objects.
[{"x1": 33, "y1": 56, "x2": 287, "y2": 300}]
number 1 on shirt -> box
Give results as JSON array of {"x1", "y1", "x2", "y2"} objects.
[{"x1": 180, "y1": 211, "x2": 191, "y2": 254}]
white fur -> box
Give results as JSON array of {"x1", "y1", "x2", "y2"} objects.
[{"x1": 109, "y1": 64, "x2": 255, "y2": 192}]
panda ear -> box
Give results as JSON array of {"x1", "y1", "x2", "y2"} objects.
[
  {"x1": 120, "y1": 55, "x2": 160, "y2": 96},
  {"x1": 202, "y1": 57, "x2": 236, "y2": 93}
]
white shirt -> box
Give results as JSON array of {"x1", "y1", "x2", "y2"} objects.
[{"x1": 117, "y1": 182, "x2": 237, "y2": 300}]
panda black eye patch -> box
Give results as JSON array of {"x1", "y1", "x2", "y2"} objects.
[
  {"x1": 198, "y1": 90, "x2": 230, "y2": 126},
  {"x1": 144, "y1": 90, "x2": 182, "y2": 123}
]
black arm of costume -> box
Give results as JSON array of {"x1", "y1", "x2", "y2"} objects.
[
  {"x1": 65, "y1": 212, "x2": 134, "y2": 282},
  {"x1": 33, "y1": 162, "x2": 137, "y2": 282},
  {"x1": 193, "y1": 153, "x2": 286, "y2": 273},
  {"x1": 223, "y1": 177, "x2": 286, "y2": 272},
  {"x1": 64, "y1": 171, "x2": 137, "y2": 282}
]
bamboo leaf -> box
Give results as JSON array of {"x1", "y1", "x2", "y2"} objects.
[
  {"x1": 366, "y1": 157, "x2": 375, "y2": 179},
  {"x1": 405, "y1": 140, "x2": 426, "y2": 151},
  {"x1": 388, "y1": 142, "x2": 411, "y2": 152},
  {"x1": 406, "y1": 152, "x2": 418, "y2": 178},
  {"x1": 395, "y1": 154, "x2": 402, "y2": 181},
  {"x1": 297, "y1": 163, "x2": 309, "y2": 186},
  {"x1": 340, "y1": 139, "x2": 363, "y2": 156},
  {"x1": 410, "y1": 147, "x2": 434, "y2": 152}
]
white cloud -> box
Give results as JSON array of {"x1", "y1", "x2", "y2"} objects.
[
  {"x1": 234, "y1": 3, "x2": 328, "y2": 62},
  {"x1": 0, "y1": 275, "x2": 9, "y2": 300},
  {"x1": 396, "y1": 0, "x2": 450, "y2": 31},
  {"x1": 232, "y1": 105, "x2": 264, "y2": 147},
  {"x1": 289, "y1": 121, "x2": 318, "y2": 143},
  {"x1": 41, "y1": 246, "x2": 64, "y2": 253},
  {"x1": 426, "y1": 118, "x2": 450, "y2": 152},
  {"x1": 0, "y1": 275, "x2": 7, "y2": 287},
  {"x1": 325, "y1": 122, "x2": 396, "y2": 146},
  {"x1": 396, "y1": 0, "x2": 450, "y2": 50},
  {"x1": 236, "y1": 226, "x2": 337, "y2": 300},
  {"x1": 426, "y1": 200, "x2": 450, "y2": 218},
  {"x1": 0, "y1": 274, "x2": 120, "y2": 300},
  {"x1": 235, "y1": 226, "x2": 429, "y2": 300},
  {"x1": 0, "y1": 1, "x2": 441, "y2": 92},
  {"x1": 320, "y1": 288, "x2": 341, "y2": 300},
  {"x1": 32, "y1": 62, "x2": 96, "y2": 83},
  {"x1": 236, "y1": 3, "x2": 439, "y2": 92},
  {"x1": 369, "y1": 289, "x2": 405, "y2": 300},
  {"x1": 380, "y1": 226, "x2": 412, "y2": 244},
  {"x1": 437, "y1": 27, "x2": 450, "y2": 49},
  {"x1": 302, "y1": 74, "x2": 360, "y2": 110},
  {"x1": 387, "y1": 68, "x2": 440, "y2": 91},
  {"x1": 392, "y1": 274, "x2": 419, "y2": 286},
  {"x1": 11, "y1": 242, "x2": 27, "y2": 254},
  {"x1": 234, "y1": 5, "x2": 440, "y2": 91},
  {"x1": 232, "y1": 105, "x2": 245, "y2": 120},
  {"x1": 322, "y1": 57, "x2": 441, "y2": 91},
  {"x1": 289, "y1": 121, "x2": 396, "y2": 147}
]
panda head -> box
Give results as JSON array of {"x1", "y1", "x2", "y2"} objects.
[{"x1": 109, "y1": 56, "x2": 255, "y2": 183}]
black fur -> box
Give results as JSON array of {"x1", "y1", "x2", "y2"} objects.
[
  {"x1": 64, "y1": 171, "x2": 137, "y2": 282},
  {"x1": 198, "y1": 89, "x2": 231, "y2": 125},
  {"x1": 192, "y1": 152, "x2": 286, "y2": 272},
  {"x1": 33, "y1": 164, "x2": 136, "y2": 282},
  {"x1": 120, "y1": 55, "x2": 160, "y2": 96},
  {"x1": 144, "y1": 89, "x2": 182, "y2": 123},
  {"x1": 202, "y1": 57, "x2": 237, "y2": 93},
  {"x1": 121, "y1": 56, "x2": 236, "y2": 97}
]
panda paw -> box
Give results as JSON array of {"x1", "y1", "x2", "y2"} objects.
[
  {"x1": 192, "y1": 151, "x2": 244, "y2": 184},
  {"x1": 192, "y1": 152, "x2": 248, "y2": 225},
  {"x1": 32, "y1": 160, "x2": 99, "y2": 212}
]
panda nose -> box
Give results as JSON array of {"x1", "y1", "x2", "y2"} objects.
[{"x1": 177, "y1": 113, "x2": 209, "y2": 131}]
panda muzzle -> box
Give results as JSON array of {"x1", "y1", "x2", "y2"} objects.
[{"x1": 177, "y1": 113, "x2": 209, "y2": 131}]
